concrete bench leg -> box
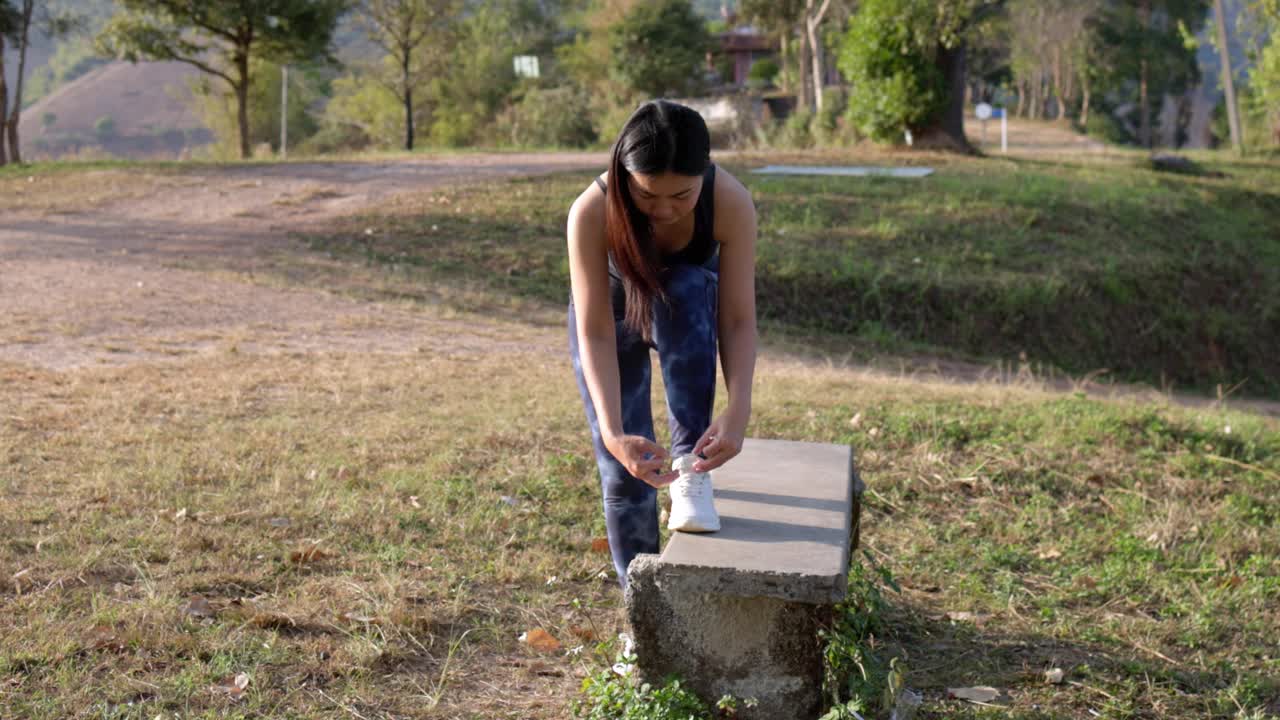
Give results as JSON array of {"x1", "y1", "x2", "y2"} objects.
[{"x1": 626, "y1": 554, "x2": 832, "y2": 720}]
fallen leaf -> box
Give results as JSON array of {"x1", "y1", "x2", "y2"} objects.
[
  {"x1": 590, "y1": 537, "x2": 611, "y2": 554},
  {"x1": 174, "y1": 507, "x2": 188, "y2": 521},
  {"x1": 211, "y1": 672, "x2": 250, "y2": 701},
  {"x1": 1044, "y1": 668, "x2": 1065, "y2": 684},
  {"x1": 290, "y1": 545, "x2": 332, "y2": 564},
  {"x1": 945, "y1": 611, "x2": 988, "y2": 626},
  {"x1": 408, "y1": 496, "x2": 421, "y2": 509},
  {"x1": 848, "y1": 412, "x2": 863, "y2": 428},
  {"x1": 87, "y1": 625, "x2": 126, "y2": 653},
  {"x1": 1037, "y1": 548, "x2": 1062, "y2": 561},
  {"x1": 569, "y1": 625, "x2": 598, "y2": 642},
  {"x1": 948, "y1": 686, "x2": 1001, "y2": 704},
  {"x1": 522, "y1": 628, "x2": 561, "y2": 653},
  {"x1": 251, "y1": 612, "x2": 297, "y2": 630},
  {"x1": 182, "y1": 595, "x2": 216, "y2": 619}
]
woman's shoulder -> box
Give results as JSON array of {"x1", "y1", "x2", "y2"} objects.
[
  {"x1": 568, "y1": 173, "x2": 608, "y2": 240},
  {"x1": 712, "y1": 165, "x2": 756, "y2": 239}
]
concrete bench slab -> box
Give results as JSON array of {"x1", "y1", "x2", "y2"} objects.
[{"x1": 626, "y1": 437, "x2": 863, "y2": 720}]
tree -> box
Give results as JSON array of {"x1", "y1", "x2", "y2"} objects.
[
  {"x1": 1007, "y1": 0, "x2": 1101, "y2": 121},
  {"x1": 1213, "y1": 0, "x2": 1243, "y2": 151},
  {"x1": 1091, "y1": 0, "x2": 1208, "y2": 148},
  {"x1": 0, "y1": 0, "x2": 18, "y2": 166},
  {"x1": 98, "y1": 0, "x2": 346, "y2": 159},
  {"x1": 838, "y1": 0, "x2": 1004, "y2": 151},
  {"x1": 356, "y1": 0, "x2": 456, "y2": 151},
  {"x1": 804, "y1": 0, "x2": 837, "y2": 112},
  {"x1": 1240, "y1": 0, "x2": 1280, "y2": 145},
  {"x1": 4, "y1": 0, "x2": 32, "y2": 164},
  {"x1": 427, "y1": 0, "x2": 567, "y2": 146},
  {"x1": 608, "y1": 0, "x2": 711, "y2": 98}
]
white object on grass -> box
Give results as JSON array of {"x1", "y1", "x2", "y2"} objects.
[
  {"x1": 667, "y1": 454, "x2": 720, "y2": 533},
  {"x1": 750, "y1": 165, "x2": 935, "y2": 178}
]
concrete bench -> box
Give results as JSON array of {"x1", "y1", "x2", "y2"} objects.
[{"x1": 625, "y1": 438, "x2": 863, "y2": 720}]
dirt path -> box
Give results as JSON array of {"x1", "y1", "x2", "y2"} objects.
[
  {"x1": 972, "y1": 117, "x2": 1112, "y2": 157},
  {"x1": 0, "y1": 153, "x2": 607, "y2": 370}
]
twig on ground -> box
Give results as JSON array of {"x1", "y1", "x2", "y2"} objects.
[{"x1": 1204, "y1": 454, "x2": 1280, "y2": 482}]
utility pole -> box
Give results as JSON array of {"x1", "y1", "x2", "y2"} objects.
[
  {"x1": 281, "y1": 64, "x2": 289, "y2": 159},
  {"x1": 1213, "y1": 0, "x2": 1243, "y2": 153}
]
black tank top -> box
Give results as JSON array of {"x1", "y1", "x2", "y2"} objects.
[{"x1": 595, "y1": 164, "x2": 718, "y2": 276}]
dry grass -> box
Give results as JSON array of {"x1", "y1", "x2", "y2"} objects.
[
  {"x1": 3, "y1": 345, "x2": 1277, "y2": 719},
  {"x1": 0, "y1": 166, "x2": 177, "y2": 214}
]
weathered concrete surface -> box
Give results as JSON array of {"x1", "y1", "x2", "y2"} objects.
[
  {"x1": 626, "y1": 555, "x2": 830, "y2": 719},
  {"x1": 658, "y1": 438, "x2": 860, "y2": 604},
  {"x1": 626, "y1": 438, "x2": 862, "y2": 720}
]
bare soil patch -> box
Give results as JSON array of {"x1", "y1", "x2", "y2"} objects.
[{"x1": 0, "y1": 153, "x2": 606, "y2": 369}]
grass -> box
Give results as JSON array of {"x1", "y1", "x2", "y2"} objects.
[
  {"x1": 2, "y1": 146, "x2": 1279, "y2": 718},
  {"x1": 300, "y1": 149, "x2": 1280, "y2": 397},
  {"x1": 3, "y1": 350, "x2": 1277, "y2": 718}
]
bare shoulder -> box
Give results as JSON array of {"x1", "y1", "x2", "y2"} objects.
[
  {"x1": 713, "y1": 166, "x2": 757, "y2": 240},
  {"x1": 568, "y1": 174, "x2": 607, "y2": 247}
]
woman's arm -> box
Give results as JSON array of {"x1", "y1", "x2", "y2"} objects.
[
  {"x1": 693, "y1": 170, "x2": 758, "y2": 471},
  {"x1": 567, "y1": 189, "x2": 677, "y2": 486}
]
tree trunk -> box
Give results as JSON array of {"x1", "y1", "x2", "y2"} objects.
[
  {"x1": 0, "y1": 34, "x2": 9, "y2": 167},
  {"x1": 1081, "y1": 75, "x2": 1091, "y2": 128},
  {"x1": 1137, "y1": 0, "x2": 1152, "y2": 148},
  {"x1": 1031, "y1": 73, "x2": 1043, "y2": 119},
  {"x1": 7, "y1": 0, "x2": 34, "y2": 164},
  {"x1": 798, "y1": 25, "x2": 811, "y2": 112},
  {"x1": 1052, "y1": 45, "x2": 1065, "y2": 121},
  {"x1": 1213, "y1": 0, "x2": 1243, "y2": 152},
  {"x1": 1016, "y1": 80, "x2": 1026, "y2": 118},
  {"x1": 779, "y1": 34, "x2": 790, "y2": 94},
  {"x1": 235, "y1": 51, "x2": 251, "y2": 159},
  {"x1": 1139, "y1": 58, "x2": 1151, "y2": 147},
  {"x1": 807, "y1": 17, "x2": 822, "y2": 112},
  {"x1": 805, "y1": 0, "x2": 831, "y2": 113},
  {"x1": 404, "y1": 84, "x2": 414, "y2": 151},
  {"x1": 917, "y1": 42, "x2": 974, "y2": 153}
]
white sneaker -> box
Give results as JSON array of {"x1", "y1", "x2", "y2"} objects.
[{"x1": 667, "y1": 454, "x2": 720, "y2": 533}]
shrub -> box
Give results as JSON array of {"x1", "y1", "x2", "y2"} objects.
[
  {"x1": 609, "y1": 0, "x2": 712, "y2": 98},
  {"x1": 299, "y1": 123, "x2": 372, "y2": 155},
  {"x1": 777, "y1": 108, "x2": 815, "y2": 148},
  {"x1": 814, "y1": 87, "x2": 851, "y2": 145},
  {"x1": 837, "y1": 0, "x2": 945, "y2": 142},
  {"x1": 747, "y1": 58, "x2": 780, "y2": 88},
  {"x1": 94, "y1": 115, "x2": 116, "y2": 140},
  {"x1": 492, "y1": 86, "x2": 597, "y2": 148}
]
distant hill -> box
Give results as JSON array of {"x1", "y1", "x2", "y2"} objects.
[{"x1": 21, "y1": 60, "x2": 212, "y2": 161}]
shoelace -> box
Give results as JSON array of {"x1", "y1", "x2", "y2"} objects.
[{"x1": 673, "y1": 473, "x2": 711, "y2": 500}]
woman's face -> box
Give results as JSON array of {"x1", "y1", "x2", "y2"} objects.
[{"x1": 627, "y1": 171, "x2": 703, "y2": 226}]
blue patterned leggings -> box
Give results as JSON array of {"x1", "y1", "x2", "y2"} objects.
[{"x1": 568, "y1": 262, "x2": 719, "y2": 588}]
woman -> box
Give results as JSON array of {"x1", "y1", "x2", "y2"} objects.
[{"x1": 567, "y1": 100, "x2": 758, "y2": 588}]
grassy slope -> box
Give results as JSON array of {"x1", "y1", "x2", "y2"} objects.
[{"x1": 305, "y1": 151, "x2": 1280, "y2": 396}]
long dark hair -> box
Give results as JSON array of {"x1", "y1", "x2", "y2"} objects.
[{"x1": 605, "y1": 100, "x2": 711, "y2": 341}]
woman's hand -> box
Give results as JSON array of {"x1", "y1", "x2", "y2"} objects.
[
  {"x1": 604, "y1": 434, "x2": 679, "y2": 488},
  {"x1": 692, "y1": 412, "x2": 747, "y2": 473}
]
